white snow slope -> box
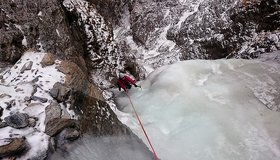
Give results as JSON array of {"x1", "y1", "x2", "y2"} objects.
[{"x1": 115, "y1": 54, "x2": 280, "y2": 160}]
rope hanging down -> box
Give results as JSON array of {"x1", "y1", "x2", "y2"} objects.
[{"x1": 125, "y1": 92, "x2": 159, "y2": 160}]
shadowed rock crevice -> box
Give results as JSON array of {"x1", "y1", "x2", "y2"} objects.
[{"x1": 72, "y1": 90, "x2": 128, "y2": 135}]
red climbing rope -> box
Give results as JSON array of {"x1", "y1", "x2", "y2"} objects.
[{"x1": 125, "y1": 92, "x2": 159, "y2": 160}]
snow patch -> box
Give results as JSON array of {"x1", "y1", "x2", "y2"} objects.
[
  {"x1": 0, "y1": 51, "x2": 70, "y2": 159},
  {"x1": 38, "y1": 11, "x2": 43, "y2": 16},
  {"x1": 22, "y1": 36, "x2": 27, "y2": 47}
]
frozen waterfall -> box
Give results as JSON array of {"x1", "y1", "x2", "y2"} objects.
[{"x1": 115, "y1": 58, "x2": 280, "y2": 160}]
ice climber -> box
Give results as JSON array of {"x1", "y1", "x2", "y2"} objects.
[{"x1": 117, "y1": 72, "x2": 139, "y2": 92}]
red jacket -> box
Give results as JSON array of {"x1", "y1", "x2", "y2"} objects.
[{"x1": 117, "y1": 75, "x2": 136, "y2": 91}]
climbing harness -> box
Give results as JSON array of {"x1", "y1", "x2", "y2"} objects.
[{"x1": 125, "y1": 92, "x2": 159, "y2": 160}]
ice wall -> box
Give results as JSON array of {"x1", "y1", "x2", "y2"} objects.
[{"x1": 116, "y1": 58, "x2": 280, "y2": 160}]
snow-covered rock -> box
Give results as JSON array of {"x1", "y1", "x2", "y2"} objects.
[
  {"x1": 111, "y1": 0, "x2": 280, "y2": 70},
  {"x1": 63, "y1": 0, "x2": 139, "y2": 86},
  {"x1": 0, "y1": 50, "x2": 133, "y2": 159},
  {"x1": 0, "y1": 51, "x2": 66, "y2": 159}
]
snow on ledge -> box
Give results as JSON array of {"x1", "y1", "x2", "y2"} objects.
[{"x1": 0, "y1": 51, "x2": 70, "y2": 159}]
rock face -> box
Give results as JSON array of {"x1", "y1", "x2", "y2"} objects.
[
  {"x1": 0, "y1": 138, "x2": 28, "y2": 158},
  {"x1": 0, "y1": 0, "x2": 86, "y2": 64},
  {"x1": 88, "y1": 0, "x2": 131, "y2": 26},
  {"x1": 225, "y1": 0, "x2": 280, "y2": 58},
  {"x1": 110, "y1": 0, "x2": 280, "y2": 69}
]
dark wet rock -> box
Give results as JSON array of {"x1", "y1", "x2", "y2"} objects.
[
  {"x1": 30, "y1": 95, "x2": 48, "y2": 103},
  {"x1": 49, "y1": 82, "x2": 70, "y2": 102},
  {"x1": 45, "y1": 102, "x2": 61, "y2": 125},
  {"x1": 4, "y1": 102, "x2": 11, "y2": 110},
  {"x1": 41, "y1": 53, "x2": 55, "y2": 67},
  {"x1": 5, "y1": 100, "x2": 15, "y2": 110},
  {"x1": 0, "y1": 121, "x2": 8, "y2": 128},
  {"x1": 0, "y1": 138, "x2": 28, "y2": 158},
  {"x1": 0, "y1": 106, "x2": 3, "y2": 117},
  {"x1": 20, "y1": 61, "x2": 33, "y2": 73},
  {"x1": 45, "y1": 118, "x2": 79, "y2": 137},
  {"x1": 4, "y1": 113, "x2": 29, "y2": 129}
]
